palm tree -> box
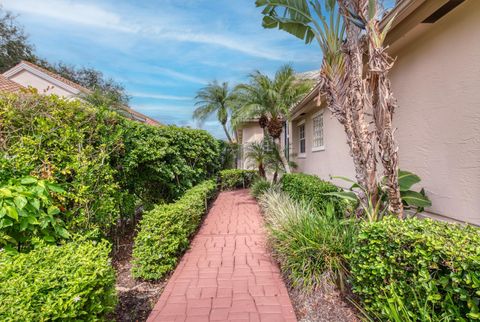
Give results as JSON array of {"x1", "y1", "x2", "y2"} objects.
[
  {"x1": 193, "y1": 81, "x2": 236, "y2": 144},
  {"x1": 255, "y1": 0, "x2": 405, "y2": 217},
  {"x1": 245, "y1": 141, "x2": 268, "y2": 178},
  {"x1": 234, "y1": 64, "x2": 312, "y2": 172}
]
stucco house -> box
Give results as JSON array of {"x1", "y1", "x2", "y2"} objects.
[
  {"x1": 237, "y1": 0, "x2": 479, "y2": 225},
  {"x1": 1, "y1": 60, "x2": 160, "y2": 125}
]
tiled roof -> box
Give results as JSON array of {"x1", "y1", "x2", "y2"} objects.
[
  {"x1": 18, "y1": 60, "x2": 91, "y2": 93},
  {"x1": 0, "y1": 75, "x2": 24, "y2": 93}
]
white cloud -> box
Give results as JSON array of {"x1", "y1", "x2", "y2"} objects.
[
  {"x1": 131, "y1": 92, "x2": 192, "y2": 100},
  {"x1": 3, "y1": 0, "x2": 298, "y2": 61},
  {"x1": 152, "y1": 67, "x2": 208, "y2": 85}
]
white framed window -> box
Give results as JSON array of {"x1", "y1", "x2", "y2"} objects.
[
  {"x1": 312, "y1": 112, "x2": 325, "y2": 151},
  {"x1": 298, "y1": 120, "x2": 306, "y2": 158}
]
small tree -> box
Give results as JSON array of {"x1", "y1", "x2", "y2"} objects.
[
  {"x1": 235, "y1": 65, "x2": 311, "y2": 173},
  {"x1": 256, "y1": 0, "x2": 404, "y2": 217}
]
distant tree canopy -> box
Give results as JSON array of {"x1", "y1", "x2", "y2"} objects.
[{"x1": 0, "y1": 7, "x2": 129, "y2": 105}]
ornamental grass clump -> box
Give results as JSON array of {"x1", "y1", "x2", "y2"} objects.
[
  {"x1": 259, "y1": 189, "x2": 357, "y2": 291},
  {"x1": 132, "y1": 180, "x2": 217, "y2": 280},
  {"x1": 250, "y1": 178, "x2": 273, "y2": 199},
  {"x1": 349, "y1": 217, "x2": 480, "y2": 320}
]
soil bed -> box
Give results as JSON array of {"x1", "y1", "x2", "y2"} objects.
[{"x1": 111, "y1": 216, "x2": 168, "y2": 322}]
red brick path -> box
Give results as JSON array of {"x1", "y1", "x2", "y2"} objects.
[{"x1": 148, "y1": 190, "x2": 297, "y2": 322}]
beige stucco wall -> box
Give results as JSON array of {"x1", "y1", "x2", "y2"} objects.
[
  {"x1": 292, "y1": 0, "x2": 480, "y2": 225},
  {"x1": 389, "y1": 0, "x2": 480, "y2": 225},
  {"x1": 8, "y1": 70, "x2": 76, "y2": 97},
  {"x1": 240, "y1": 123, "x2": 265, "y2": 169},
  {"x1": 291, "y1": 102, "x2": 355, "y2": 188}
]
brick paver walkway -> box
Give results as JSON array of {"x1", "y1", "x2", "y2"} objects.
[{"x1": 148, "y1": 189, "x2": 297, "y2": 322}]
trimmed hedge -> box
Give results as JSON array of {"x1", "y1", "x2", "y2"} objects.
[
  {"x1": 219, "y1": 169, "x2": 257, "y2": 190},
  {"x1": 280, "y1": 173, "x2": 346, "y2": 215},
  {"x1": 0, "y1": 240, "x2": 116, "y2": 321},
  {"x1": 349, "y1": 217, "x2": 480, "y2": 320},
  {"x1": 132, "y1": 180, "x2": 217, "y2": 280}
]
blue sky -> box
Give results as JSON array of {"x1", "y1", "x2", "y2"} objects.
[
  {"x1": 4, "y1": 0, "x2": 394, "y2": 138},
  {"x1": 3, "y1": 0, "x2": 325, "y2": 138}
]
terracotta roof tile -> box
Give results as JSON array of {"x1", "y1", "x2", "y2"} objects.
[{"x1": 0, "y1": 75, "x2": 24, "y2": 93}]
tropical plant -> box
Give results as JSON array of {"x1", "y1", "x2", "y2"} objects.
[
  {"x1": 324, "y1": 170, "x2": 431, "y2": 221},
  {"x1": 0, "y1": 177, "x2": 69, "y2": 250},
  {"x1": 245, "y1": 142, "x2": 269, "y2": 178},
  {"x1": 250, "y1": 178, "x2": 273, "y2": 199},
  {"x1": 259, "y1": 189, "x2": 357, "y2": 292},
  {"x1": 234, "y1": 65, "x2": 312, "y2": 172},
  {"x1": 194, "y1": 81, "x2": 237, "y2": 144},
  {"x1": 256, "y1": 0, "x2": 404, "y2": 217}
]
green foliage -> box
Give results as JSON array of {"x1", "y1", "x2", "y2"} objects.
[
  {"x1": 217, "y1": 140, "x2": 238, "y2": 170},
  {"x1": 0, "y1": 177, "x2": 69, "y2": 249},
  {"x1": 250, "y1": 178, "x2": 273, "y2": 199},
  {"x1": 259, "y1": 190, "x2": 357, "y2": 291},
  {"x1": 0, "y1": 239, "x2": 116, "y2": 321},
  {"x1": 280, "y1": 173, "x2": 347, "y2": 216},
  {"x1": 349, "y1": 217, "x2": 480, "y2": 321},
  {"x1": 121, "y1": 121, "x2": 221, "y2": 204},
  {"x1": 132, "y1": 180, "x2": 217, "y2": 280},
  {"x1": 326, "y1": 170, "x2": 431, "y2": 221},
  {"x1": 0, "y1": 93, "x2": 125, "y2": 234},
  {"x1": 219, "y1": 169, "x2": 258, "y2": 190}
]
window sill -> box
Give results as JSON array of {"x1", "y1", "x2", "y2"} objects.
[
  {"x1": 297, "y1": 153, "x2": 306, "y2": 159},
  {"x1": 312, "y1": 146, "x2": 325, "y2": 152}
]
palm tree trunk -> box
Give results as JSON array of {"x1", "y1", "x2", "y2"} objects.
[
  {"x1": 222, "y1": 122, "x2": 234, "y2": 144},
  {"x1": 275, "y1": 137, "x2": 291, "y2": 173}
]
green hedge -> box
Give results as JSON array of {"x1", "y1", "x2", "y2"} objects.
[
  {"x1": 349, "y1": 217, "x2": 480, "y2": 320},
  {"x1": 280, "y1": 173, "x2": 346, "y2": 216},
  {"x1": 132, "y1": 180, "x2": 217, "y2": 280},
  {"x1": 219, "y1": 169, "x2": 257, "y2": 190},
  {"x1": 121, "y1": 122, "x2": 221, "y2": 204},
  {"x1": 0, "y1": 240, "x2": 116, "y2": 321}
]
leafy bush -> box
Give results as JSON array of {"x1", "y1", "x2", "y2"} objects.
[
  {"x1": 0, "y1": 177, "x2": 69, "y2": 249},
  {"x1": 250, "y1": 178, "x2": 272, "y2": 199},
  {"x1": 219, "y1": 169, "x2": 257, "y2": 190},
  {"x1": 0, "y1": 92, "x2": 125, "y2": 233},
  {"x1": 0, "y1": 239, "x2": 116, "y2": 321},
  {"x1": 349, "y1": 217, "x2": 480, "y2": 320},
  {"x1": 132, "y1": 180, "x2": 217, "y2": 280},
  {"x1": 280, "y1": 173, "x2": 347, "y2": 216},
  {"x1": 259, "y1": 190, "x2": 357, "y2": 291},
  {"x1": 121, "y1": 122, "x2": 221, "y2": 204}
]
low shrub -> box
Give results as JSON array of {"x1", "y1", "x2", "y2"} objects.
[
  {"x1": 0, "y1": 239, "x2": 116, "y2": 321},
  {"x1": 280, "y1": 173, "x2": 347, "y2": 216},
  {"x1": 259, "y1": 190, "x2": 357, "y2": 291},
  {"x1": 349, "y1": 217, "x2": 480, "y2": 321},
  {"x1": 219, "y1": 169, "x2": 257, "y2": 190},
  {"x1": 250, "y1": 178, "x2": 272, "y2": 199},
  {"x1": 132, "y1": 180, "x2": 217, "y2": 280}
]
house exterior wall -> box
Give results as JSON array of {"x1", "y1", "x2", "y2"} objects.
[
  {"x1": 240, "y1": 123, "x2": 264, "y2": 169},
  {"x1": 291, "y1": 102, "x2": 355, "y2": 187},
  {"x1": 8, "y1": 70, "x2": 76, "y2": 97},
  {"x1": 291, "y1": 1, "x2": 480, "y2": 225}
]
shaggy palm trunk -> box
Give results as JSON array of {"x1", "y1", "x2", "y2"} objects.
[{"x1": 367, "y1": 19, "x2": 404, "y2": 217}]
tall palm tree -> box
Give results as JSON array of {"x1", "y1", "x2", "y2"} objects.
[
  {"x1": 234, "y1": 64, "x2": 312, "y2": 172},
  {"x1": 193, "y1": 81, "x2": 236, "y2": 144},
  {"x1": 255, "y1": 0, "x2": 405, "y2": 216}
]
